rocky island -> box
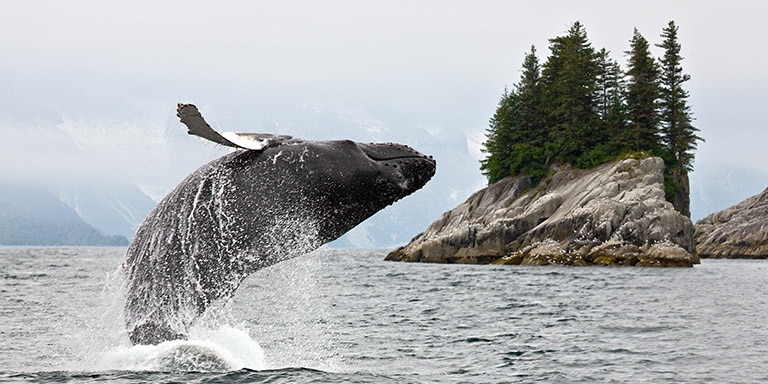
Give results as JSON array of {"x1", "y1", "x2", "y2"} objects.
[
  {"x1": 695, "y1": 187, "x2": 768, "y2": 259},
  {"x1": 387, "y1": 156, "x2": 698, "y2": 267},
  {"x1": 389, "y1": 21, "x2": 704, "y2": 267}
]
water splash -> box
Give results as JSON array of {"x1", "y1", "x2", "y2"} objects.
[
  {"x1": 97, "y1": 326, "x2": 265, "y2": 372},
  {"x1": 60, "y1": 247, "x2": 342, "y2": 374},
  {"x1": 62, "y1": 259, "x2": 264, "y2": 373}
]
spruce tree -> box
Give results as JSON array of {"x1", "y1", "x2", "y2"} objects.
[
  {"x1": 480, "y1": 89, "x2": 516, "y2": 184},
  {"x1": 516, "y1": 45, "x2": 545, "y2": 148},
  {"x1": 624, "y1": 28, "x2": 661, "y2": 154},
  {"x1": 481, "y1": 21, "x2": 701, "y2": 197},
  {"x1": 594, "y1": 48, "x2": 625, "y2": 120},
  {"x1": 593, "y1": 48, "x2": 627, "y2": 160},
  {"x1": 541, "y1": 21, "x2": 600, "y2": 164},
  {"x1": 657, "y1": 20, "x2": 703, "y2": 171},
  {"x1": 481, "y1": 46, "x2": 546, "y2": 184}
]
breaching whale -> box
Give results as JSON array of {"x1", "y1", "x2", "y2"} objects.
[{"x1": 123, "y1": 104, "x2": 436, "y2": 345}]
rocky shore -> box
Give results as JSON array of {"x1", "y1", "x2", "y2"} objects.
[
  {"x1": 695, "y1": 187, "x2": 768, "y2": 259},
  {"x1": 386, "y1": 156, "x2": 698, "y2": 267}
]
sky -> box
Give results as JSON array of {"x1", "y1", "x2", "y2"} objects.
[{"x1": 1, "y1": 0, "x2": 767, "y2": 219}]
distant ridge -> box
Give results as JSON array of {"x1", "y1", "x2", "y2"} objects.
[
  {"x1": 52, "y1": 182, "x2": 157, "y2": 240},
  {"x1": 0, "y1": 182, "x2": 128, "y2": 246}
]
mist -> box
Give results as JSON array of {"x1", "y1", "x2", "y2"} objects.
[{"x1": 2, "y1": 1, "x2": 767, "y2": 220}]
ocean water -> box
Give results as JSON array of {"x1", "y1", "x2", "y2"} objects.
[{"x1": 1, "y1": 246, "x2": 767, "y2": 383}]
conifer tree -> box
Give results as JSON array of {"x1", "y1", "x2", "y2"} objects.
[
  {"x1": 541, "y1": 21, "x2": 600, "y2": 163},
  {"x1": 594, "y1": 48, "x2": 627, "y2": 158},
  {"x1": 480, "y1": 89, "x2": 515, "y2": 183},
  {"x1": 516, "y1": 45, "x2": 546, "y2": 147},
  {"x1": 481, "y1": 46, "x2": 546, "y2": 184},
  {"x1": 624, "y1": 28, "x2": 661, "y2": 153},
  {"x1": 656, "y1": 20, "x2": 703, "y2": 171},
  {"x1": 481, "y1": 20, "x2": 701, "y2": 199},
  {"x1": 594, "y1": 48, "x2": 624, "y2": 119}
]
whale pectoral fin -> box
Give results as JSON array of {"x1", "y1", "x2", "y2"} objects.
[
  {"x1": 177, "y1": 103, "x2": 292, "y2": 151},
  {"x1": 177, "y1": 103, "x2": 239, "y2": 148},
  {"x1": 220, "y1": 132, "x2": 293, "y2": 151}
]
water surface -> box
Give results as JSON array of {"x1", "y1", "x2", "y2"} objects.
[{"x1": 1, "y1": 247, "x2": 766, "y2": 383}]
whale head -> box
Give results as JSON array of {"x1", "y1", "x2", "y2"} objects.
[{"x1": 225, "y1": 139, "x2": 436, "y2": 244}]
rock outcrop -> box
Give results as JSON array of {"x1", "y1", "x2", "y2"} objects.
[
  {"x1": 386, "y1": 157, "x2": 698, "y2": 267},
  {"x1": 695, "y1": 187, "x2": 768, "y2": 258}
]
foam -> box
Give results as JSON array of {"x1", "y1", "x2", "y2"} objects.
[{"x1": 97, "y1": 326, "x2": 265, "y2": 372}]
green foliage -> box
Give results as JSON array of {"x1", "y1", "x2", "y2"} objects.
[
  {"x1": 625, "y1": 28, "x2": 662, "y2": 154},
  {"x1": 656, "y1": 20, "x2": 704, "y2": 172},
  {"x1": 481, "y1": 20, "x2": 702, "y2": 214},
  {"x1": 575, "y1": 143, "x2": 614, "y2": 170},
  {"x1": 540, "y1": 22, "x2": 601, "y2": 163},
  {"x1": 481, "y1": 45, "x2": 548, "y2": 184}
]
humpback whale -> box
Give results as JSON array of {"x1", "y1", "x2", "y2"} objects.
[{"x1": 123, "y1": 104, "x2": 436, "y2": 345}]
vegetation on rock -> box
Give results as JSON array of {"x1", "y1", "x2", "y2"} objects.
[{"x1": 480, "y1": 21, "x2": 702, "y2": 215}]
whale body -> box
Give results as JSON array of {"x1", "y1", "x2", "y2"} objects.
[{"x1": 123, "y1": 104, "x2": 436, "y2": 345}]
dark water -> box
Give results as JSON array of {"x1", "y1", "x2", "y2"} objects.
[{"x1": 1, "y1": 246, "x2": 767, "y2": 383}]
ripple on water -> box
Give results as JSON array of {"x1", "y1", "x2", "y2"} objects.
[{"x1": 2, "y1": 248, "x2": 768, "y2": 383}]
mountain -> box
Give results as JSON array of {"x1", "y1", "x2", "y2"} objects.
[
  {"x1": 0, "y1": 182, "x2": 128, "y2": 246},
  {"x1": 51, "y1": 182, "x2": 157, "y2": 240},
  {"x1": 0, "y1": 95, "x2": 484, "y2": 249}
]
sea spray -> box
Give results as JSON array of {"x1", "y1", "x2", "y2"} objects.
[
  {"x1": 226, "y1": 249, "x2": 343, "y2": 372},
  {"x1": 62, "y1": 248, "x2": 341, "y2": 373},
  {"x1": 84, "y1": 248, "x2": 340, "y2": 373},
  {"x1": 56, "y1": 250, "x2": 132, "y2": 372},
  {"x1": 97, "y1": 326, "x2": 265, "y2": 372},
  {"x1": 49, "y1": 252, "x2": 262, "y2": 374}
]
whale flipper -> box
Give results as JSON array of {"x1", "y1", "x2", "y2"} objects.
[
  {"x1": 177, "y1": 103, "x2": 293, "y2": 151},
  {"x1": 177, "y1": 103, "x2": 238, "y2": 148}
]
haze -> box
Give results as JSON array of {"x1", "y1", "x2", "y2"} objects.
[{"x1": 1, "y1": 0, "x2": 766, "y2": 220}]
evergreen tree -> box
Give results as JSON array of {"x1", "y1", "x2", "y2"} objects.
[
  {"x1": 624, "y1": 28, "x2": 661, "y2": 153},
  {"x1": 516, "y1": 45, "x2": 546, "y2": 148},
  {"x1": 481, "y1": 46, "x2": 547, "y2": 184},
  {"x1": 594, "y1": 48, "x2": 623, "y2": 119},
  {"x1": 656, "y1": 20, "x2": 703, "y2": 171},
  {"x1": 480, "y1": 89, "x2": 516, "y2": 183},
  {"x1": 481, "y1": 20, "x2": 701, "y2": 203},
  {"x1": 593, "y1": 48, "x2": 627, "y2": 160},
  {"x1": 541, "y1": 21, "x2": 600, "y2": 163}
]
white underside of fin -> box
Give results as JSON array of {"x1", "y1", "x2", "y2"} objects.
[{"x1": 221, "y1": 132, "x2": 270, "y2": 151}]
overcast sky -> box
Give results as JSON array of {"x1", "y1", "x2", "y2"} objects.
[{"x1": 2, "y1": 0, "x2": 766, "y2": 216}]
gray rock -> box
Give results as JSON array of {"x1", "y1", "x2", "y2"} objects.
[
  {"x1": 386, "y1": 157, "x2": 698, "y2": 267},
  {"x1": 695, "y1": 187, "x2": 768, "y2": 258}
]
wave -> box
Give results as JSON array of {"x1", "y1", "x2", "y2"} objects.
[
  {"x1": 1, "y1": 367, "x2": 405, "y2": 384},
  {"x1": 97, "y1": 326, "x2": 265, "y2": 372}
]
